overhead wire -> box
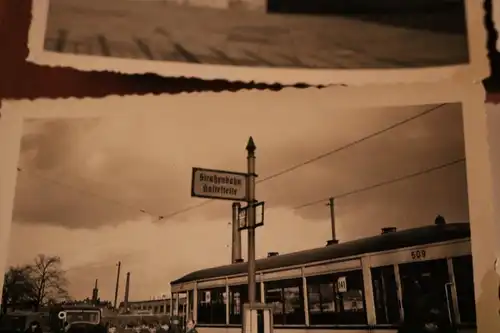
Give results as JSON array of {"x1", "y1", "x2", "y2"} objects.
[
  {"x1": 16, "y1": 103, "x2": 448, "y2": 222},
  {"x1": 293, "y1": 157, "x2": 466, "y2": 210},
  {"x1": 256, "y1": 104, "x2": 445, "y2": 184}
]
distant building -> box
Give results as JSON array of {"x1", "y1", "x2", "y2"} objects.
[{"x1": 119, "y1": 296, "x2": 187, "y2": 316}]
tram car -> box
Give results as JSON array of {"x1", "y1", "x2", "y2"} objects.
[{"x1": 170, "y1": 220, "x2": 476, "y2": 333}]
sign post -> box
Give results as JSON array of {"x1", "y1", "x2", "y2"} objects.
[
  {"x1": 191, "y1": 137, "x2": 265, "y2": 333},
  {"x1": 246, "y1": 136, "x2": 257, "y2": 306}
]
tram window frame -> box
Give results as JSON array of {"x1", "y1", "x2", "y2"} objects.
[
  {"x1": 197, "y1": 287, "x2": 227, "y2": 325},
  {"x1": 188, "y1": 290, "x2": 194, "y2": 318},
  {"x1": 264, "y1": 278, "x2": 305, "y2": 326},
  {"x1": 306, "y1": 269, "x2": 367, "y2": 326},
  {"x1": 452, "y1": 255, "x2": 477, "y2": 325},
  {"x1": 371, "y1": 265, "x2": 401, "y2": 325},
  {"x1": 229, "y1": 284, "x2": 262, "y2": 325}
]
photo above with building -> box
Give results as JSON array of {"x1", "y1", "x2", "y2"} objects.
[{"x1": 37, "y1": 0, "x2": 470, "y2": 74}]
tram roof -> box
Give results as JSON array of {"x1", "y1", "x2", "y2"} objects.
[{"x1": 171, "y1": 222, "x2": 470, "y2": 285}]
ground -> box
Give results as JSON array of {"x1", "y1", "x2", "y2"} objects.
[{"x1": 43, "y1": 0, "x2": 469, "y2": 69}]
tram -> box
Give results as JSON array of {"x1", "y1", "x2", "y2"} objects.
[{"x1": 170, "y1": 220, "x2": 476, "y2": 333}]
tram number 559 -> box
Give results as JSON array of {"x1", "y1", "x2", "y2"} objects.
[{"x1": 411, "y1": 250, "x2": 426, "y2": 260}]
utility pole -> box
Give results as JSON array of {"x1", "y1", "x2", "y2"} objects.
[
  {"x1": 327, "y1": 197, "x2": 338, "y2": 244},
  {"x1": 113, "y1": 261, "x2": 121, "y2": 309},
  {"x1": 246, "y1": 137, "x2": 257, "y2": 306}
]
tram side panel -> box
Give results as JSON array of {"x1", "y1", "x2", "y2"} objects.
[
  {"x1": 368, "y1": 239, "x2": 477, "y2": 332},
  {"x1": 171, "y1": 239, "x2": 476, "y2": 333}
]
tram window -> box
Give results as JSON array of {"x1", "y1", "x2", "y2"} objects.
[
  {"x1": 452, "y1": 255, "x2": 477, "y2": 324},
  {"x1": 306, "y1": 270, "x2": 367, "y2": 325},
  {"x1": 371, "y1": 265, "x2": 400, "y2": 325},
  {"x1": 160, "y1": 305, "x2": 164, "y2": 313},
  {"x1": 228, "y1": 284, "x2": 262, "y2": 324},
  {"x1": 197, "y1": 287, "x2": 227, "y2": 325},
  {"x1": 188, "y1": 290, "x2": 194, "y2": 319},
  {"x1": 264, "y1": 278, "x2": 305, "y2": 325}
]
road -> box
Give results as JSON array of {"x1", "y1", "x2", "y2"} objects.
[{"x1": 43, "y1": 0, "x2": 469, "y2": 69}]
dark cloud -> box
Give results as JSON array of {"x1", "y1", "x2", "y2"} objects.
[{"x1": 12, "y1": 103, "x2": 467, "y2": 230}]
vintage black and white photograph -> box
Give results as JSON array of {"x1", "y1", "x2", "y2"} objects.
[
  {"x1": 0, "y1": 86, "x2": 496, "y2": 333},
  {"x1": 28, "y1": 0, "x2": 476, "y2": 83}
]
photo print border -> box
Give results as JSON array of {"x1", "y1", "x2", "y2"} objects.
[
  {"x1": 26, "y1": 0, "x2": 489, "y2": 86},
  {"x1": 0, "y1": 80, "x2": 498, "y2": 329}
]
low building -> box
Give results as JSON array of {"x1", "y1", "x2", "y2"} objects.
[{"x1": 118, "y1": 296, "x2": 187, "y2": 316}]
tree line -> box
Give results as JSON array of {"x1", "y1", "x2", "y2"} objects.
[{"x1": 1, "y1": 254, "x2": 69, "y2": 313}]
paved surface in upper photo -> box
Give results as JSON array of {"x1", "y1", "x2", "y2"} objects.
[{"x1": 43, "y1": 0, "x2": 469, "y2": 69}]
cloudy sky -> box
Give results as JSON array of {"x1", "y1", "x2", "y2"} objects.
[{"x1": 4, "y1": 94, "x2": 468, "y2": 303}]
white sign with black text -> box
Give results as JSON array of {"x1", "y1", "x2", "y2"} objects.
[
  {"x1": 191, "y1": 167, "x2": 247, "y2": 201},
  {"x1": 337, "y1": 276, "x2": 347, "y2": 293}
]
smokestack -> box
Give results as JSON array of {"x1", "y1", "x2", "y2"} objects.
[
  {"x1": 326, "y1": 197, "x2": 338, "y2": 245},
  {"x1": 92, "y1": 279, "x2": 99, "y2": 305},
  {"x1": 113, "y1": 261, "x2": 121, "y2": 310},
  {"x1": 124, "y1": 272, "x2": 131, "y2": 311},
  {"x1": 231, "y1": 202, "x2": 243, "y2": 263}
]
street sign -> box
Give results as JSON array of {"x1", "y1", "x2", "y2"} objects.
[
  {"x1": 191, "y1": 167, "x2": 247, "y2": 201},
  {"x1": 238, "y1": 201, "x2": 265, "y2": 231}
]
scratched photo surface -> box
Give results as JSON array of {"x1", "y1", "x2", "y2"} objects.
[
  {"x1": 42, "y1": 0, "x2": 469, "y2": 71},
  {"x1": 1, "y1": 97, "x2": 477, "y2": 330}
]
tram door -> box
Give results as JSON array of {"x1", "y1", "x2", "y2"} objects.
[{"x1": 399, "y1": 259, "x2": 455, "y2": 326}]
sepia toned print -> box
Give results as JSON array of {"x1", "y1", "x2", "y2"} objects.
[
  {"x1": 0, "y1": 84, "x2": 499, "y2": 332},
  {"x1": 27, "y1": 0, "x2": 488, "y2": 84}
]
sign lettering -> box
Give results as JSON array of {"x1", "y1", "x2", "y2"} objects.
[
  {"x1": 411, "y1": 249, "x2": 426, "y2": 260},
  {"x1": 191, "y1": 167, "x2": 247, "y2": 201}
]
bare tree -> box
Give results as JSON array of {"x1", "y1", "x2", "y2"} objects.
[
  {"x1": 30, "y1": 254, "x2": 69, "y2": 310},
  {"x1": 1, "y1": 265, "x2": 37, "y2": 313}
]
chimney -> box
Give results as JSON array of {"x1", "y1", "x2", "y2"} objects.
[
  {"x1": 124, "y1": 272, "x2": 131, "y2": 311},
  {"x1": 113, "y1": 261, "x2": 121, "y2": 310},
  {"x1": 267, "y1": 252, "x2": 279, "y2": 257},
  {"x1": 91, "y1": 279, "x2": 99, "y2": 304},
  {"x1": 326, "y1": 198, "x2": 339, "y2": 245},
  {"x1": 231, "y1": 202, "x2": 243, "y2": 263},
  {"x1": 435, "y1": 215, "x2": 446, "y2": 225},
  {"x1": 381, "y1": 227, "x2": 397, "y2": 234}
]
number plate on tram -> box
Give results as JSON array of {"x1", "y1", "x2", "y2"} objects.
[{"x1": 410, "y1": 249, "x2": 426, "y2": 260}]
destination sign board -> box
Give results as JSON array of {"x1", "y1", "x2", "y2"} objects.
[
  {"x1": 238, "y1": 201, "x2": 265, "y2": 230},
  {"x1": 191, "y1": 167, "x2": 247, "y2": 201}
]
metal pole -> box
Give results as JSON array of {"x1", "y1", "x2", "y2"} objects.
[
  {"x1": 328, "y1": 197, "x2": 337, "y2": 242},
  {"x1": 114, "y1": 261, "x2": 121, "y2": 309},
  {"x1": 246, "y1": 137, "x2": 257, "y2": 306},
  {"x1": 232, "y1": 202, "x2": 242, "y2": 263}
]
